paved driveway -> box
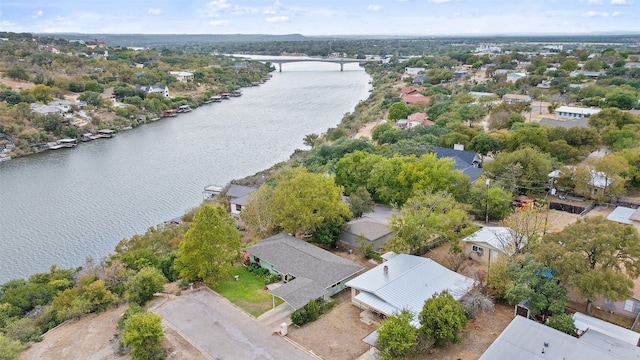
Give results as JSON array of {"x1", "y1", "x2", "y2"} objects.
[{"x1": 150, "y1": 289, "x2": 316, "y2": 360}]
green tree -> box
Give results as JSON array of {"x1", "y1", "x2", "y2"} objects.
[
  {"x1": 0, "y1": 333, "x2": 24, "y2": 360},
  {"x1": 375, "y1": 309, "x2": 418, "y2": 360},
  {"x1": 387, "y1": 191, "x2": 472, "y2": 254},
  {"x1": 468, "y1": 179, "x2": 512, "y2": 221},
  {"x1": 388, "y1": 102, "x2": 409, "y2": 120},
  {"x1": 334, "y1": 151, "x2": 383, "y2": 195},
  {"x1": 468, "y1": 133, "x2": 501, "y2": 164},
  {"x1": 484, "y1": 147, "x2": 553, "y2": 193},
  {"x1": 589, "y1": 107, "x2": 639, "y2": 132},
  {"x1": 604, "y1": 90, "x2": 638, "y2": 110},
  {"x1": 547, "y1": 313, "x2": 576, "y2": 335},
  {"x1": 419, "y1": 291, "x2": 467, "y2": 347},
  {"x1": 122, "y1": 313, "x2": 165, "y2": 360},
  {"x1": 582, "y1": 58, "x2": 603, "y2": 72},
  {"x1": 348, "y1": 186, "x2": 375, "y2": 218},
  {"x1": 31, "y1": 84, "x2": 53, "y2": 103},
  {"x1": 505, "y1": 256, "x2": 568, "y2": 317},
  {"x1": 6, "y1": 65, "x2": 29, "y2": 81},
  {"x1": 125, "y1": 267, "x2": 167, "y2": 306},
  {"x1": 536, "y1": 216, "x2": 640, "y2": 313},
  {"x1": 174, "y1": 204, "x2": 241, "y2": 283},
  {"x1": 268, "y1": 167, "x2": 352, "y2": 243},
  {"x1": 559, "y1": 59, "x2": 578, "y2": 72}
]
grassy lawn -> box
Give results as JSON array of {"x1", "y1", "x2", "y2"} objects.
[{"x1": 211, "y1": 265, "x2": 282, "y2": 317}]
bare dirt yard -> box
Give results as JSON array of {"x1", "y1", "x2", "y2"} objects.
[
  {"x1": 19, "y1": 301, "x2": 207, "y2": 360},
  {"x1": 0, "y1": 76, "x2": 35, "y2": 92}
]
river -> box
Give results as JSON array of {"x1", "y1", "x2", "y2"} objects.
[{"x1": 0, "y1": 58, "x2": 370, "y2": 283}]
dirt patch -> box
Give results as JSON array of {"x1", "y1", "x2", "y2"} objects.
[
  {"x1": 354, "y1": 121, "x2": 379, "y2": 140},
  {"x1": 287, "y1": 290, "x2": 378, "y2": 360},
  {"x1": 19, "y1": 301, "x2": 208, "y2": 360},
  {"x1": 0, "y1": 76, "x2": 35, "y2": 92}
]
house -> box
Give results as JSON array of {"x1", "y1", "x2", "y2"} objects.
[
  {"x1": 100, "y1": 87, "x2": 117, "y2": 104},
  {"x1": 469, "y1": 91, "x2": 497, "y2": 99},
  {"x1": 539, "y1": 117, "x2": 588, "y2": 129},
  {"x1": 462, "y1": 227, "x2": 526, "y2": 264},
  {"x1": 245, "y1": 233, "x2": 363, "y2": 310},
  {"x1": 548, "y1": 166, "x2": 609, "y2": 196},
  {"x1": 345, "y1": 253, "x2": 474, "y2": 321},
  {"x1": 225, "y1": 184, "x2": 257, "y2": 215},
  {"x1": 412, "y1": 74, "x2": 427, "y2": 85},
  {"x1": 340, "y1": 217, "x2": 393, "y2": 251},
  {"x1": 400, "y1": 86, "x2": 425, "y2": 95},
  {"x1": 136, "y1": 85, "x2": 170, "y2": 98},
  {"x1": 30, "y1": 104, "x2": 62, "y2": 116},
  {"x1": 404, "y1": 67, "x2": 426, "y2": 76},
  {"x1": 433, "y1": 145, "x2": 483, "y2": 183},
  {"x1": 502, "y1": 94, "x2": 532, "y2": 103},
  {"x1": 570, "y1": 70, "x2": 605, "y2": 79},
  {"x1": 169, "y1": 71, "x2": 194, "y2": 82},
  {"x1": 480, "y1": 315, "x2": 640, "y2": 360},
  {"x1": 406, "y1": 112, "x2": 433, "y2": 128},
  {"x1": 401, "y1": 93, "x2": 431, "y2": 105},
  {"x1": 573, "y1": 312, "x2": 640, "y2": 346},
  {"x1": 606, "y1": 206, "x2": 640, "y2": 225},
  {"x1": 536, "y1": 80, "x2": 551, "y2": 89},
  {"x1": 555, "y1": 106, "x2": 601, "y2": 120},
  {"x1": 506, "y1": 72, "x2": 527, "y2": 83}
]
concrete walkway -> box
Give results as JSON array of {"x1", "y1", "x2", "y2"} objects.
[{"x1": 150, "y1": 288, "x2": 315, "y2": 360}]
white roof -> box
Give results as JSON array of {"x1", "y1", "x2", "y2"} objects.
[
  {"x1": 345, "y1": 254, "x2": 474, "y2": 318},
  {"x1": 607, "y1": 206, "x2": 636, "y2": 225},
  {"x1": 548, "y1": 166, "x2": 608, "y2": 188},
  {"x1": 556, "y1": 106, "x2": 601, "y2": 115},
  {"x1": 573, "y1": 312, "x2": 640, "y2": 347},
  {"x1": 462, "y1": 226, "x2": 525, "y2": 255},
  {"x1": 480, "y1": 315, "x2": 640, "y2": 360}
]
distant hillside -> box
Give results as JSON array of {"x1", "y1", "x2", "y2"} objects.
[{"x1": 37, "y1": 33, "x2": 316, "y2": 47}]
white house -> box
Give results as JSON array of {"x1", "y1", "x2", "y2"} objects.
[
  {"x1": 506, "y1": 72, "x2": 527, "y2": 83},
  {"x1": 502, "y1": 94, "x2": 531, "y2": 103},
  {"x1": 136, "y1": 85, "x2": 170, "y2": 98},
  {"x1": 462, "y1": 227, "x2": 526, "y2": 264},
  {"x1": 555, "y1": 106, "x2": 601, "y2": 120},
  {"x1": 169, "y1": 71, "x2": 194, "y2": 82},
  {"x1": 225, "y1": 184, "x2": 256, "y2": 215},
  {"x1": 404, "y1": 67, "x2": 426, "y2": 76},
  {"x1": 345, "y1": 253, "x2": 474, "y2": 323}
]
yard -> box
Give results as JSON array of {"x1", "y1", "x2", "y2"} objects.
[{"x1": 209, "y1": 265, "x2": 281, "y2": 317}]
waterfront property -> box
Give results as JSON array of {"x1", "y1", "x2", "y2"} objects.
[
  {"x1": 49, "y1": 138, "x2": 78, "y2": 150},
  {"x1": 245, "y1": 233, "x2": 364, "y2": 310},
  {"x1": 226, "y1": 184, "x2": 257, "y2": 215},
  {"x1": 178, "y1": 105, "x2": 193, "y2": 113},
  {"x1": 97, "y1": 129, "x2": 116, "y2": 138}
]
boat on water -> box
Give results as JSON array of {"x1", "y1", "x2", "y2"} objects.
[
  {"x1": 203, "y1": 184, "x2": 224, "y2": 199},
  {"x1": 49, "y1": 138, "x2": 78, "y2": 150},
  {"x1": 178, "y1": 105, "x2": 193, "y2": 113},
  {"x1": 163, "y1": 109, "x2": 178, "y2": 117},
  {"x1": 0, "y1": 155, "x2": 11, "y2": 162},
  {"x1": 207, "y1": 95, "x2": 223, "y2": 103},
  {"x1": 219, "y1": 93, "x2": 231, "y2": 100},
  {"x1": 231, "y1": 90, "x2": 243, "y2": 96},
  {"x1": 97, "y1": 129, "x2": 116, "y2": 138}
]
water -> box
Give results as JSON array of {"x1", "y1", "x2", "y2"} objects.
[{"x1": 0, "y1": 59, "x2": 370, "y2": 283}]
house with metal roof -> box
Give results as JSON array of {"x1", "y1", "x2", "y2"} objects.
[
  {"x1": 462, "y1": 226, "x2": 526, "y2": 264},
  {"x1": 555, "y1": 105, "x2": 601, "y2": 120},
  {"x1": 245, "y1": 233, "x2": 363, "y2": 310},
  {"x1": 340, "y1": 217, "x2": 394, "y2": 251},
  {"x1": 345, "y1": 253, "x2": 474, "y2": 322},
  {"x1": 480, "y1": 315, "x2": 640, "y2": 360}
]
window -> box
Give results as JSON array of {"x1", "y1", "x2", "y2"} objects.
[{"x1": 472, "y1": 245, "x2": 484, "y2": 254}]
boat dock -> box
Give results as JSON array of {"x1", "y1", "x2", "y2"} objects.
[{"x1": 203, "y1": 184, "x2": 224, "y2": 199}]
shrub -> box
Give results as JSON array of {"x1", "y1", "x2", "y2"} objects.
[
  {"x1": 290, "y1": 308, "x2": 308, "y2": 326},
  {"x1": 263, "y1": 274, "x2": 280, "y2": 285},
  {"x1": 306, "y1": 299, "x2": 319, "y2": 322}
]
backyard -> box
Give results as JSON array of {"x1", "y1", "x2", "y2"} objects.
[{"x1": 209, "y1": 265, "x2": 282, "y2": 317}]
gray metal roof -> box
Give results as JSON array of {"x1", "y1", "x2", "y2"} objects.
[
  {"x1": 345, "y1": 254, "x2": 474, "y2": 317},
  {"x1": 246, "y1": 234, "x2": 363, "y2": 309},
  {"x1": 343, "y1": 218, "x2": 392, "y2": 241},
  {"x1": 226, "y1": 184, "x2": 256, "y2": 199},
  {"x1": 480, "y1": 316, "x2": 640, "y2": 360}
]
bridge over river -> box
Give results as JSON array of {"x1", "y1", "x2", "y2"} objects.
[{"x1": 255, "y1": 57, "x2": 379, "y2": 71}]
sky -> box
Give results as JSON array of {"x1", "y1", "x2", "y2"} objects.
[{"x1": 1, "y1": 0, "x2": 639, "y2": 36}]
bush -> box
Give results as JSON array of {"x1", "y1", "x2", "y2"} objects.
[
  {"x1": 306, "y1": 299, "x2": 319, "y2": 322},
  {"x1": 263, "y1": 274, "x2": 280, "y2": 285},
  {"x1": 290, "y1": 308, "x2": 308, "y2": 326}
]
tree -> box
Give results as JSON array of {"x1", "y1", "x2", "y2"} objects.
[
  {"x1": 0, "y1": 333, "x2": 24, "y2": 360},
  {"x1": 582, "y1": 58, "x2": 603, "y2": 72},
  {"x1": 468, "y1": 134, "x2": 501, "y2": 165},
  {"x1": 6, "y1": 65, "x2": 29, "y2": 81},
  {"x1": 122, "y1": 313, "x2": 165, "y2": 360},
  {"x1": 468, "y1": 179, "x2": 512, "y2": 222},
  {"x1": 375, "y1": 309, "x2": 418, "y2": 360},
  {"x1": 547, "y1": 313, "x2": 576, "y2": 335},
  {"x1": 536, "y1": 216, "x2": 640, "y2": 313},
  {"x1": 240, "y1": 185, "x2": 278, "y2": 238},
  {"x1": 31, "y1": 84, "x2": 53, "y2": 103},
  {"x1": 387, "y1": 191, "x2": 472, "y2": 254},
  {"x1": 388, "y1": 101, "x2": 409, "y2": 120},
  {"x1": 499, "y1": 205, "x2": 549, "y2": 253},
  {"x1": 505, "y1": 256, "x2": 568, "y2": 318},
  {"x1": 174, "y1": 204, "x2": 241, "y2": 283},
  {"x1": 589, "y1": 107, "x2": 639, "y2": 132},
  {"x1": 572, "y1": 154, "x2": 629, "y2": 200},
  {"x1": 604, "y1": 90, "x2": 638, "y2": 110},
  {"x1": 483, "y1": 147, "x2": 553, "y2": 193},
  {"x1": 125, "y1": 267, "x2": 167, "y2": 306},
  {"x1": 419, "y1": 291, "x2": 467, "y2": 347},
  {"x1": 348, "y1": 186, "x2": 375, "y2": 218}
]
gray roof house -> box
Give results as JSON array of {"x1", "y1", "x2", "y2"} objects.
[
  {"x1": 225, "y1": 184, "x2": 257, "y2": 215},
  {"x1": 433, "y1": 146, "x2": 483, "y2": 183},
  {"x1": 245, "y1": 233, "x2": 363, "y2": 310},
  {"x1": 340, "y1": 217, "x2": 394, "y2": 251},
  {"x1": 345, "y1": 253, "x2": 474, "y2": 323},
  {"x1": 480, "y1": 315, "x2": 640, "y2": 360}
]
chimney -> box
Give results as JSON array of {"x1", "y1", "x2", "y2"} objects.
[{"x1": 383, "y1": 265, "x2": 388, "y2": 275}]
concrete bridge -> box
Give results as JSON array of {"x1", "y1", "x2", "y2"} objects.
[{"x1": 256, "y1": 57, "x2": 379, "y2": 72}]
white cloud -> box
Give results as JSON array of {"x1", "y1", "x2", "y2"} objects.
[
  {"x1": 583, "y1": 10, "x2": 608, "y2": 17},
  {"x1": 200, "y1": 0, "x2": 233, "y2": 17},
  {"x1": 31, "y1": 10, "x2": 43, "y2": 19},
  {"x1": 209, "y1": 20, "x2": 230, "y2": 26},
  {"x1": 611, "y1": 0, "x2": 628, "y2": 4},
  {"x1": 265, "y1": 15, "x2": 289, "y2": 23},
  {"x1": 612, "y1": 11, "x2": 621, "y2": 15},
  {"x1": 368, "y1": 5, "x2": 382, "y2": 11},
  {"x1": 148, "y1": 8, "x2": 162, "y2": 15},
  {"x1": 586, "y1": 0, "x2": 603, "y2": 4},
  {"x1": 427, "y1": 0, "x2": 451, "y2": 3}
]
